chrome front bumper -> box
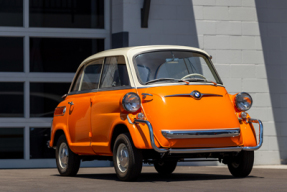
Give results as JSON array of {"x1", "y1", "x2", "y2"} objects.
[{"x1": 134, "y1": 118, "x2": 263, "y2": 154}]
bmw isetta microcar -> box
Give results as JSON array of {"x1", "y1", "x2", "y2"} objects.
[{"x1": 49, "y1": 45, "x2": 263, "y2": 181}]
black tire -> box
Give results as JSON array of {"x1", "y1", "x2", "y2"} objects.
[
  {"x1": 56, "y1": 135, "x2": 81, "y2": 176},
  {"x1": 154, "y1": 160, "x2": 177, "y2": 175},
  {"x1": 228, "y1": 151, "x2": 254, "y2": 178},
  {"x1": 113, "y1": 133, "x2": 143, "y2": 181}
]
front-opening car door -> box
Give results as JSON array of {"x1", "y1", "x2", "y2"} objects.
[{"x1": 66, "y1": 58, "x2": 104, "y2": 155}]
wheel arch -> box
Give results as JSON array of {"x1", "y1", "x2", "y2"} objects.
[
  {"x1": 109, "y1": 119, "x2": 154, "y2": 153},
  {"x1": 110, "y1": 124, "x2": 130, "y2": 152},
  {"x1": 52, "y1": 129, "x2": 66, "y2": 147}
]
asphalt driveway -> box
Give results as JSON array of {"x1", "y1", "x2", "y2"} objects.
[{"x1": 1, "y1": 166, "x2": 287, "y2": 192}]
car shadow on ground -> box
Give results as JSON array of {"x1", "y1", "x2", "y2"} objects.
[{"x1": 52, "y1": 173, "x2": 262, "y2": 182}]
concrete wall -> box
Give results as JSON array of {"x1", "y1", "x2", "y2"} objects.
[
  {"x1": 255, "y1": 0, "x2": 287, "y2": 164},
  {"x1": 111, "y1": 0, "x2": 287, "y2": 165}
]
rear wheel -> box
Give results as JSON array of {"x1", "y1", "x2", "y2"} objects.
[
  {"x1": 113, "y1": 133, "x2": 143, "y2": 181},
  {"x1": 56, "y1": 135, "x2": 80, "y2": 176},
  {"x1": 154, "y1": 160, "x2": 177, "y2": 175},
  {"x1": 228, "y1": 151, "x2": 254, "y2": 178}
]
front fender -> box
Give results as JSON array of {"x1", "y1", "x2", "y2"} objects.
[
  {"x1": 109, "y1": 115, "x2": 161, "y2": 152},
  {"x1": 49, "y1": 121, "x2": 71, "y2": 148},
  {"x1": 240, "y1": 120, "x2": 257, "y2": 147}
]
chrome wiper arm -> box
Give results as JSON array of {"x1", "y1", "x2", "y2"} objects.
[
  {"x1": 182, "y1": 78, "x2": 218, "y2": 86},
  {"x1": 145, "y1": 78, "x2": 176, "y2": 85},
  {"x1": 206, "y1": 80, "x2": 218, "y2": 86},
  {"x1": 182, "y1": 78, "x2": 207, "y2": 82}
]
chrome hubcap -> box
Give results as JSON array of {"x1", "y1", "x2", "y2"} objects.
[
  {"x1": 116, "y1": 143, "x2": 129, "y2": 173},
  {"x1": 59, "y1": 143, "x2": 69, "y2": 171}
]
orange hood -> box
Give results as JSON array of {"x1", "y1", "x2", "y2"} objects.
[{"x1": 137, "y1": 84, "x2": 241, "y2": 148}]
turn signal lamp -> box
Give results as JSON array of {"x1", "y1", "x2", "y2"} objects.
[{"x1": 54, "y1": 106, "x2": 66, "y2": 116}]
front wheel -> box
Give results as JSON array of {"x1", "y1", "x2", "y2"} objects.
[
  {"x1": 154, "y1": 160, "x2": 177, "y2": 175},
  {"x1": 56, "y1": 135, "x2": 81, "y2": 176},
  {"x1": 228, "y1": 151, "x2": 254, "y2": 178},
  {"x1": 113, "y1": 133, "x2": 143, "y2": 181}
]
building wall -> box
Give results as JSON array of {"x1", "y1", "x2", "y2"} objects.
[
  {"x1": 0, "y1": 0, "x2": 111, "y2": 168},
  {"x1": 255, "y1": 0, "x2": 287, "y2": 165},
  {"x1": 112, "y1": 0, "x2": 287, "y2": 165}
]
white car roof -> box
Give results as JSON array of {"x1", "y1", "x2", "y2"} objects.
[
  {"x1": 69, "y1": 45, "x2": 213, "y2": 92},
  {"x1": 79, "y1": 45, "x2": 210, "y2": 68}
]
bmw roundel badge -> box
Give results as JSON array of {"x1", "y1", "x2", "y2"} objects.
[
  {"x1": 194, "y1": 91, "x2": 201, "y2": 98},
  {"x1": 191, "y1": 90, "x2": 202, "y2": 99}
]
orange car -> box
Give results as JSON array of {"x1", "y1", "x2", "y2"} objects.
[{"x1": 49, "y1": 45, "x2": 263, "y2": 181}]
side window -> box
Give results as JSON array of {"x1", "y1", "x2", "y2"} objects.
[
  {"x1": 80, "y1": 59, "x2": 103, "y2": 91},
  {"x1": 71, "y1": 68, "x2": 84, "y2": 92},
  {"x1": 99, "y1": 56, "x2": 130, "y2": 88}
]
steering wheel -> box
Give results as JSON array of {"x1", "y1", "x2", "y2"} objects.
[{"x1": 181, "y1": 73, "x2": 207, "y2": 80}]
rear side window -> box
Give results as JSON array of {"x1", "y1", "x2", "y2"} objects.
[
  {"x1": 99, "y1": 56, "x2": 130, "y2": 88},
  {"x1": 80, "y1": 59, "x2": 103, "y2": 91},
  {"x1": 71, "y1": 58, "x2": 103, "y2": 92},
  {"x1": 71, "y1": 67, "x2": 84, "y2": 92}
]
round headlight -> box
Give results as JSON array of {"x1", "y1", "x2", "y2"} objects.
[
  {"x1": 235, "y1": 92, "x2": 253, "y2": 111},
  {"x1": 122, "y1": 92, "x2": 141, "y2": 112}
]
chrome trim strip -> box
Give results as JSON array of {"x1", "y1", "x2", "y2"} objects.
[
  {"x1": 165, "y1": 93, "x2": 223, "y2": 98},
  {"x1": 134, "y1": 118, "x2": 263, "y2": 154},
  {"x1": 201, "y1": 93, "x2": 223, "y2": 97},
  {"x1": 165, "y1": 94, "x2": 190, "y2": 97},
  {"x1": 162, "y1": 128, "x2": 240, "y2": 139}
]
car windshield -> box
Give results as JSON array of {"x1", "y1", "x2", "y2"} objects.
[{"x1": 134, "y1": 50, "x2": 222, "y2": 85}]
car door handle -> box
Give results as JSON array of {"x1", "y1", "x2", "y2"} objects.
[
  {"x1": 142, "y1": 93, "x2": 153, "y2": 99},
  {"x1": 68, "y1": 101, "x2": 74, "y2": 106}
]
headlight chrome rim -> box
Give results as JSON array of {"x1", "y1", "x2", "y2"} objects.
[
  {"x1": 122, "y1": 92, "x2": 141, "y2": 113},
  {"x1": 235, "y1": 92, "x2": 253, "y2": 111}
]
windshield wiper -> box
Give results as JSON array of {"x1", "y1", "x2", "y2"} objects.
[
  {"x1": 145, "y1": 78, "x2": 176, "y2": 85},
  {"x1": 180, "y1": 78, "x2": 217, "y2": 86},
  {"x1": 145, "y1": 78, "x2": 217, "y2": 86},
  {"x1": 180, "y1": 78, "x2": 206, "y2": 82}
]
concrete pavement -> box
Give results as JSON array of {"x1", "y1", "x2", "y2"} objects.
[{"x1": 0, "y1": 166, "x2": 287, "y2": 192}]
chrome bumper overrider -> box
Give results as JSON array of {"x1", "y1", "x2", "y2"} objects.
[{"x1": 134, "y1": 118, "x2": 263, "y2": 154}]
